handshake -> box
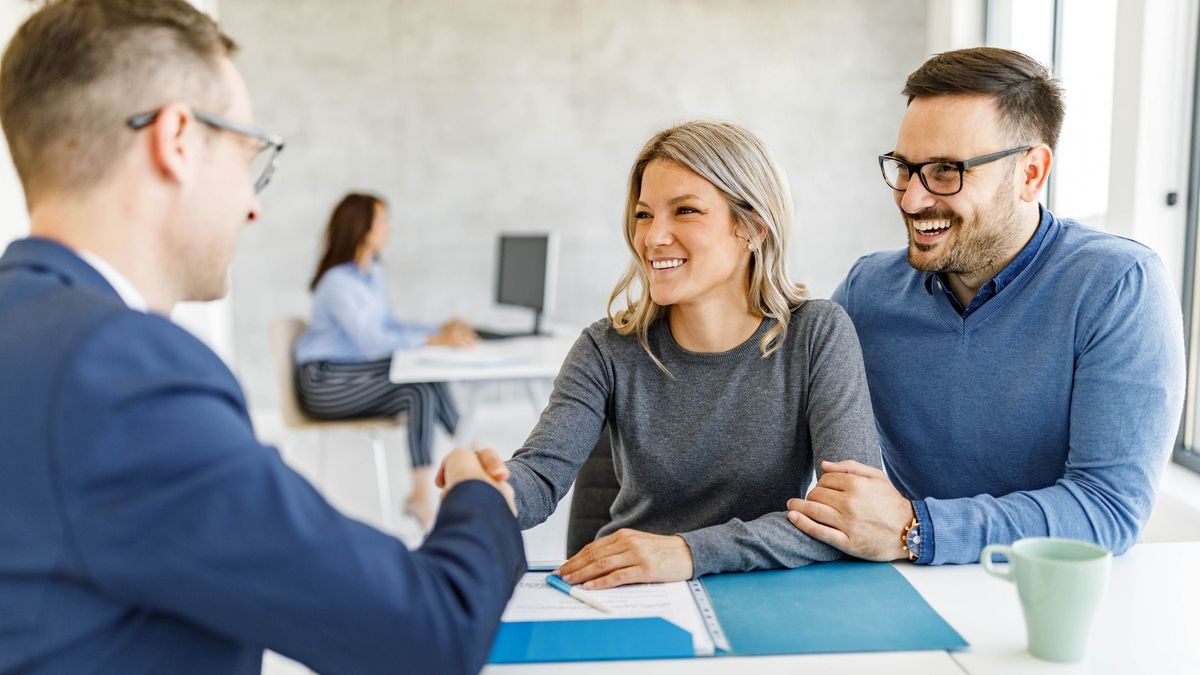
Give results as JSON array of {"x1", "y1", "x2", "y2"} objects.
[{"x1": 435, "y1": 447, "x2": 517, "y2": 516}]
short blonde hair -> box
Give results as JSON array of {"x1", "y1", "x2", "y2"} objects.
[
  {"x1": 0, "y1": 0, "x2": 236, "y2": 206},
  {"x1": 608, "y1": 121, "x2": 807, "y2": 371}
]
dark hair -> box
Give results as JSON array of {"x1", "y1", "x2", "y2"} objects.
[
  {"x1": 902, "y1": 47, "x2": 1065, "y2": 151},
  {"x1": 0, "y1": 0, "x2": 236, "y2": 206},
  {"x1": 310, "y1": 193, "x2": 386, "y2": 291}
]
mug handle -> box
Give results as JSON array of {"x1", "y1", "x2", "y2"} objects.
[{"x1": 981, "y1": 544, "x2": 1015, "y2": 582}]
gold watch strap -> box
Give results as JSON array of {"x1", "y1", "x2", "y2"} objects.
[{"x1": 901, "y1": 517, "x2": 919, "y2": 562}]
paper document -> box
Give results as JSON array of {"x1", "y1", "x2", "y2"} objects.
[{"x1": 502, "y1": 572, "x2": 715, "y2": 656}]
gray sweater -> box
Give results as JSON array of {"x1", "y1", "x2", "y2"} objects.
[{"x1": 506, "y1": 300, "x2": 882, "y2": 576}]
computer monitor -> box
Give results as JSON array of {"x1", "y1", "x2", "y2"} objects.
[{"x1": 494, "y1": 233, "x2": 556, "y2": 336}]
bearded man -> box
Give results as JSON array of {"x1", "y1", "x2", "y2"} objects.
[{"x1": 786, "y1": 48, "x2": 1185, "y2": 566}]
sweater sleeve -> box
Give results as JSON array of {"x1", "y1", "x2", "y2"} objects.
[
  {"x1": 919, "y1": 256, "x2": 1185, "y2": 564},
  {"x1": 506, "y1": 329, "x2": 611, "y2": 529},
  {"x1": 678, "y1": 304, "x2": 884, "y2": 576}
]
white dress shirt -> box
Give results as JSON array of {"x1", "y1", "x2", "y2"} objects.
[{"x1": 77, "y1": 249, "x2": 148, "y2": 312}]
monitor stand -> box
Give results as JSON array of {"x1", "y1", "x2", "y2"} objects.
[{"x1": 475, "y1": 309, "x2": 548, "y2": 341}]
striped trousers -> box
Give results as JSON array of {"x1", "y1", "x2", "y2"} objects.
[{"x1": 296, "y1": 359, "x2": 459, "y2": 468}]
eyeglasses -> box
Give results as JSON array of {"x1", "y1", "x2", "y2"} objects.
[
  {"x1": 878, "y1": 146, "x2": 1032, "y2": 196},
  {"x1": 126, "y1": 108, "x2": 285, "y2": 193}
]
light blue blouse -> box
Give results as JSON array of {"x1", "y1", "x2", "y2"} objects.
[{"x1": 294, "y1": 261, "x2": 436, "y2": 364}]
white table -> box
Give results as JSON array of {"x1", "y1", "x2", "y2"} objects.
[
  {"x1": 389, "y1": 335, "x2": 576, "y2": 385},
  {"x1": 485, "y1": 542, "x2": 1200, "y2": 674},
  {"x1": 389, "y1": 335, "x2": 576, "y2": 441},
  {"x1": 903, "y1": 542, "x2": 1200, "y2": 674}
]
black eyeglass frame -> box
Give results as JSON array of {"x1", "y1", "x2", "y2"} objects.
[
  {"x1": 878, "y1": 145, "x2": 1033, "y2": 197},
  {"x1": 126, "y1": 108, "x2": 285, "y2": 193}
]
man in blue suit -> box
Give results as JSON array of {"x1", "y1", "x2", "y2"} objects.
[{"x1": 0, "y1": 1, "x2": 524, "y2": 673}]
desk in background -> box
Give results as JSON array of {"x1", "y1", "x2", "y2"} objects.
[
  {"x1": 485, "y1": 542, "x2": 1200, "y2": 674},
  {"x1": 390, "y1": 335, "x2": 576, "y2": 442},
  {"x1": 389, "y1": 335, "x2": 576, "y2": 385}
]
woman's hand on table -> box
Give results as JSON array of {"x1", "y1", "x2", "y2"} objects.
[{"x1": 556, "y1": 529, "x2": 695, "y2": 589}]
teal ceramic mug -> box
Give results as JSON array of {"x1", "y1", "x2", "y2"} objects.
[{"x1": 981, "y1": 537, "x2": 1112, "y2": 663}]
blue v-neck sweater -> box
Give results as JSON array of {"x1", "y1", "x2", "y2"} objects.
[{"x1": 834, "y1": 210, "x2": 1185, "y2": 565}]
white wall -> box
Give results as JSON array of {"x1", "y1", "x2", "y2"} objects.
[
  {"x1": 925, "y1": 0, "x2": 985, "y2": 56},
  {"x1": 0, "y1": 1, "x2": 236, "y2": 363},
  {"x1": 0, "y1": 0, "x2": 31, "y2": 244},
  {"x1": 1107, "y1": 0, "x2": 1197, "y2": 294},
  {"x1": 221, "y1": 0, "x2": 928, "y2": 409}
]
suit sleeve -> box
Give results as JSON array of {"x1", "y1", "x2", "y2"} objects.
[{"x1": 53, "y1": 315, "x2": 524, "y2": 675}]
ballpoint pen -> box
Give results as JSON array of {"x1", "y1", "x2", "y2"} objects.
[{"x1": 545, "y1": 574, "x2": 613, "y2": 614}]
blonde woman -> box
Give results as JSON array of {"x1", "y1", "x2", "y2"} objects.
[{"x1": 500, "y1": 121, "x2": 881, "y2": 588}]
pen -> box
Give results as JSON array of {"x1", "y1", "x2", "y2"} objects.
[{"x1": 545, "y1": 574, "x2": 613, "y2": 614}]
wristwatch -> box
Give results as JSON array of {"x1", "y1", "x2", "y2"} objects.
[{"x1": 901, "y1": 515, "x2": 921, "y2": 562}]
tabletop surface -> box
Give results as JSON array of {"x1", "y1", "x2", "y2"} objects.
[
  {"x1": 484, "y1": 542, "x2": 1200, "y2": 674},
  {"x1": 389, "y1": 335, "x2": 576, "y2": 384}
]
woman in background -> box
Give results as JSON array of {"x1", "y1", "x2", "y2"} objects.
[{"x1": 295, "y1": 193, "x2": 476, "y2": 528}]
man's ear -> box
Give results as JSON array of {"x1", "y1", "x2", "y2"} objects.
[
  {"x1": 1019, "y1": 144, "x2": 1053, "y2": 202},
  {"x1": 147, "y1": 102, "x2": 198, "y2": 189}
]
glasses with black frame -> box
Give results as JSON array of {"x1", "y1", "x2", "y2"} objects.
[
  {"x1": 878, "y1": 146, "x2": 1032, "y2": 197},
  {"x1": 126, "y1": 108, "x2": 285, "y2": 193}
]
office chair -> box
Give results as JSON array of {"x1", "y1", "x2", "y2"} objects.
[
  {"x1": 269, "y1": 317, "x2": 405, "y2": 532},
  {"x1": 565, "y1": 424, "x2": 620, "y2": 557}
]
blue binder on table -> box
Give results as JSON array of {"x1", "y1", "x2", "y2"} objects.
[{"x1": 488, "y1": 560, "x2": 967, "y2": 664}]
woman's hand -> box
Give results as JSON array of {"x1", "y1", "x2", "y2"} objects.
[
  {"x1": 427, "y1": 320, "x2": 478, "y2": 348},
  {"x1": 556, "y1": 529, "x2": 694, "y2": 590}
]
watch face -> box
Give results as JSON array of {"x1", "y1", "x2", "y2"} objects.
[{"x1": 906, "y1": 526, "x2": 921, "y2": 556}]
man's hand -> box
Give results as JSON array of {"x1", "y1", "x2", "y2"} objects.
[
  {"x1": 435, "y1": 448, "x2": 516, "y2": 516},
  {"x1": 556, "y1": 529, "x2": 694, "y2": 590},
  {"x1": 786, "y1": 460, "x2": 914, "y2": 561}
]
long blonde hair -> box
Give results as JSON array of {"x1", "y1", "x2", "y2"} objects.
[{"x1": 607, "y1": 121, "x2": 807, "y2": 371}]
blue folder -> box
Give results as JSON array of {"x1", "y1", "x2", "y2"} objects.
[{"x1": 488, "y1": 560, "x2": 968, "y2": 664}]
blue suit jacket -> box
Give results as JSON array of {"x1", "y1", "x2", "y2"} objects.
[{"x1": 0, "y1": 238, "x2": 525, "y2": 674}]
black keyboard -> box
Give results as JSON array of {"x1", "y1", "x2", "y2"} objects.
[{"x1": 474, "y1": 328, "x2": 530, "y2": 341}]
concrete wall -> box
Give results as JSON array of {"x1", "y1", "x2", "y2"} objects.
[
  {"x1": 0, "y1": 0, "x2": 31, "y2": 244},
  {"x1": 220, "y1": 0, "x2": 926, "y2": 409}
]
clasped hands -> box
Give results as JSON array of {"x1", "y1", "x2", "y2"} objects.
[
  {"x1": 435, "y1": 447, "x2": 694, "y2": 589},
  {"x1": 434, "y1": 447, "x2": 516, "y2": 516},
  {"x1": 785, "y1": 460, "x2": 915, "y2": 561}
]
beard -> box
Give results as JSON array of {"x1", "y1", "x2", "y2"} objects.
[{"x1": 904, "y1": 172, "x2": 1024, "y2": 276}]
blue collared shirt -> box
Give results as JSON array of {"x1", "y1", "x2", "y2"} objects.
[
  {"x1": 925, "y1": 206, "x2": 1052, "y2": 317},
  {"x1": 294, "y1": 261, "x2": 436, "y2": 364}
]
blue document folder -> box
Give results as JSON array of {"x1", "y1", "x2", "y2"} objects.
[{"x1": 488, "y1": 560, "x2": 967, "y2": 663}]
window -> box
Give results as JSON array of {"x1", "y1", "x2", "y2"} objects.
[
  {"x1": 1177, "y1": 26, "x2": 1200, "y2": 475},
  {"x1": 990, "y1": 0, "x2": 1198, "y2": 474}
]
